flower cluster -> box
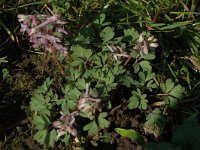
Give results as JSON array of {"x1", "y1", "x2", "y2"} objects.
[
  {"x1": 52, "y1": 111, "x2": 78, "y2": 139},
  {"x1": 77, "y1": 83, "x2": 101, "y2": 120},
  {"x1": 17, "y1": 14, "x2": 68, "y2": 53},
  {"x1": 107, "y1": 45, "x2": 129, "y2": 61},
  {"x1": 78, "y1": 97, "x2": 101, "y2": 120},
  {"x1": 134, "y1": 33, "x2": 158, "y2": 54}
]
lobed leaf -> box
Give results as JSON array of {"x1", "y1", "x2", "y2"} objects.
[
  {"x1": 34, "y1": 130, "x2": 48, "y2": 145},
  {"x1": 83, "y1": 120, "x2": 99, "y2": 135},
  {"x1": 100, "y1": 26, "x2": 115, "y2": 42},
  {"x1": 115, "y1": 128, "x2": 145, "y2": 146},
  {"x1": 98, "y1": 112, "x2": 110, "y2": 129}
]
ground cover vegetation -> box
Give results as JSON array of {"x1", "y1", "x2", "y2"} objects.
[{"x1": 0, "y1": 0, "x2": 200, "y2": 149}]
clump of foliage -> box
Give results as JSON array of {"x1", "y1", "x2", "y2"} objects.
[
  {"x1": 19, "y1": 10, "x2": 185, "y2": 148},
  {"x1": 1, "y1": 0, "x2": 200, "y2": 149}
]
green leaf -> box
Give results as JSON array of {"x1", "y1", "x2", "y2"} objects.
[
  {"x1": 132, "y1": 79, "x2": 143, "y2": 86},
  {"x1": 93, "y1": 13, "x2": 106, "y2": 25},
  {"x1": 146, "y1": 80, "x2": 157, "y2": 91},
  {"x1": 115, "y1": 128, "x2": 145, "y2": 146},
  {"x1": 139, "y1": 61, "x2": 152, "y2": 71},
  {"x1": 100, "y1": 26, "x2": 114, "y2": 42},
  {"x1": 84, "y1": 48, "x2": 93, "y2": 59},
  {"x1": 146, "y1": 71, "x2": 155, "y2": 81},
  {"x1": 62, "y1": 85, "x2": 70, "y2": 94},
  {"x1": 42, "y1": 77, "x2": 53, "y2": 91},
  {"x1": 34, "y1": 130, "x2": 48, "y2": 145},
  {"x1": 98, "y1": 112, "x2": 110, "y2": 129},
  {"x1": 91, "y1": 55, "x2": 103, "y2": 67},
  {"x1": 140, "y1": 99, "x2": 148, "y2": 110},
  {"x1": 165, "y1": 78, "x2": 174, "y2": 93},
  {"x1": 69, "y1": 88, "x2": 82, "y2": 100},
  {"x1": 133, "y1": 63, "x2": 140, "y2": 73},
  {"x1": 71, "y1": 45, "x2": 84, "y2": 58},
  {"x1": 89, "y1": 88, "x2": 99, "y2": 98},
  {"x1": 120, "y1": 76, "x2": 135, "y2": 87},
  {"x1": 106, "y1": 72, "x2": 115, "y2": 85},
  {"x1": 160, "y1": 82, "x2": 166, "y2": 92},
  {"x1": 33, "y1": 115, "x2": 50, "y2": 130},
  {"x1": 76, "y1": 78, "x2": 86, "y2": 90},
  {"x1": 99, "y1": 112, "x2": 108, "y2": 118},
  {"x1": 48, "y1": 129, "x2": 57, "y2": 148},
  {"x1": 123, "y1": 27, "x2": 139, "y2": 42},
  {"x1": 129, "y1": 89, "x2": 148, "y2": 110},
  {"x1": 30, "y1": 94, "x2": 46, "y2": 112},
  {"x1": 130, "y1": 51, "x2": 139, "y2": 59},
  {"x1": 145, "y1": 108, "x2": 165, "y2": 128},
  {"x1": 136, "y1": 88, "x2": 142, "y2": 96},
  {"x1": 170, "y1": 85, "x2": 184, "y2": 98},
  {"x1": 165, "y1": 96, "x2": 178, "y2": 108},
  {"x1": 160, "y1": 78, "x2": 185, "y2": 108},
  {"x1": 61, "y1": 95, "x2": 77, "y2": 114},
  {"x1": 34, "y1": 77, "x2": 53, "y2": 94},
  {"x1": 61, "y1": 100, "x2": 69, "y2": 114},
  {"x1": 128, "y1": 96, "x2": 139, "y2": 109},
  {"x1": 143, "y1": 54, "x2": 156, "y2": 60},
  {"x1": 71, "y1": 45, "x2": 92, "y2": 59},
  {"x1": 61, "y1": 134, "x2": 70, "y2": 144},
  {"x1": 159, "y1": 21, "x2": 192, "y2": 30},
  {"x1": 83, "y1": 120, "x2": 99, "y2": 135},
  {"x1": 138, "y1": 72, "x2": 145, "y2": 82}
]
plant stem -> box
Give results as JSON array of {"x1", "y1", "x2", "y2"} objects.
[
  {"x1": 52, "y1": 50, "x2": 67, "y2": 77},
  {"x1": 49, "y1": 44, "x2": 67, "y2": 77}
]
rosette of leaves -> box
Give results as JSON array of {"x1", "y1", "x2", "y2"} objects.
[
  {"x1": 128, "y1": 88, "x2": 148, "y2": 110},
  {"x1": 160, "y1": 78, "x2": 185, "y2": 108}
]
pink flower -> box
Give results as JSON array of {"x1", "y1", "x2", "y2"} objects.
[
  {"x1": 18, "y1": 14, "x2": 68, "y2": 53},
  {"x1": 78, "y1": 97, "x2": 101, "y2": 120},
  {"x1": 52, "y1": 111, "x2": 78, "y2": 140}
]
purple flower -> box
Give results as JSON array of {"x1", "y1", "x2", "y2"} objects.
[
  {"x1": 77, "y1": 83, "x2": 101, "y2": 120},
  {"x1": 134, "y1": 33, "x2": 158, "y2": 55},
  {"x1": 78, "y1": 97, "x2": 101, "y2": 120},
  {"x1": 18, "y1": 14, "x2": 68, "y2": 53},
  {"x1": 52, "y1": 111, "x2": 79, "y2": 140}
]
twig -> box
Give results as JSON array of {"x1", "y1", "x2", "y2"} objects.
[
  {"x1": 153, "y1": 77, "x2": 159, "y2": 86},
  {"x1": 52, "y1": 50, "x2": 67, "y2": 77},
  {"x1": 109, "y1": 101, "x2": 128, "y2": 115},
  {"x1": 124, "y1": 56, "x2": 132, "y2": 66}
]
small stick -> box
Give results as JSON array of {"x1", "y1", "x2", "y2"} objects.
[{"x1": 49, "y1": 44, "x2": 67, "y2": 77}]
